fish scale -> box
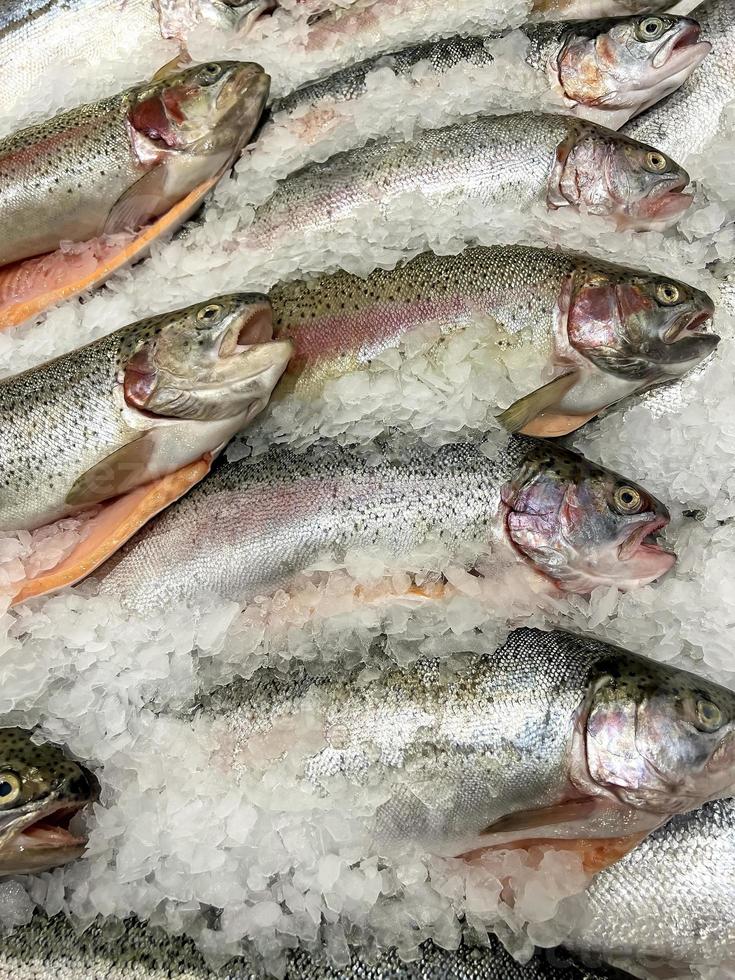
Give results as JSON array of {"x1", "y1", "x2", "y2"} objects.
[
  {"x1": 95, "y1": 433, "x2": 674, "y2": 611},
  {"x1": 0, "y1": 94, "x2": 141, "y2": 266}
]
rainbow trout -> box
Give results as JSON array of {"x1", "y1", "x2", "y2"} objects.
[
  {"x1": 96, "y1": 436, "x2": 675, "y2": 611},
  {"x1": 273, "y1": 15, "x2": 709, "y2": 134},
  {"x1": 0, "y1": 61, "x2": 269, "y2": 331},
  {"x1": 268, "y1": 245, "x2": 717, "y2": 437},
  {"x1": 243, "y1": 113, "x2": 692, "y2": 252}
]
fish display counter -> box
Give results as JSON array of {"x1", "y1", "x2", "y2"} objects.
[{"x1": 0, "y1": 0, "x2": 733, "y2": 978}]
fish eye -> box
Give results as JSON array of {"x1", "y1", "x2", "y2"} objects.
[
  {"x1": 196, "y1": 303, "x2": 224, "y2": 326},
  {"x1": 635, "y1": 17, "x2": 666, "y2": 41},
  {"x1": 645, "y1": 151, "x2": 668, "y2": 173},
  {"x1": 656, "y1": 283, "x2": 681, "y2": 305},
  {"x1": 613, "y1": 485, "x2": 644, "y2": 514},
  {"x1": 200, "y1": 63, "x2": 224, "y2": 84},
  {"x1": 696, "y1": 699, "x2": 723, "y2": 732},
  {"x1": 0, "y1": 772, "x2": 21, "y2": 806}
]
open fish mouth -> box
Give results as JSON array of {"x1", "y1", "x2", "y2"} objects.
[
  {"x1": 617, "y1": 517, "x2": 673, "y2": 562},
  {"x1": 642, "y1": 186, "x2": 693, "y2": 222},
  {"x1": 218, "y1": 301, "x2": 274, "y2": 357},
  {"x1": 652, "y1": 21, "x2": 711, "y2": 72},
  {"x1": 15, "y1": 802, "x2": 88, "y2": 851},
  {"x1": 663, "y1": 307, "x2": 718, "y2": 344}
]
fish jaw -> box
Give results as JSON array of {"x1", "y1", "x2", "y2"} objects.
[{"x1": 556, "y1": 18, "x2": 711, "y2": 130}]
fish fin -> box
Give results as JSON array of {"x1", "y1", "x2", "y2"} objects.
[
  {"x1": 481, "y1": 799, "x2": 601, "y2": 837},
  {"x1": 65, "y1": 437, "x2": 157, "y2": 508},
  {"x1": 11, "y1": 457, "x2": 212, "y2": 606},
  {"x1": 104, "y1": 167, "x2": 170, "y2": 237},
  {"x1": 519, "y1": 410, "x2": 597, "y2": 438},
  {"x1": 0, "y1": 175, "x2": 220, "y2": 332},
  {"x1": 151, "y1": 52, "x2": 192, "y2": 81},
  {"x1": 461, "y1": 831, "x2": 650, "y2": 875},
  {"x1": 496, "y1": 373, "x2": 580, "y2": 434}
]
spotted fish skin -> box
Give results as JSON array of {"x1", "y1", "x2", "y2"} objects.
[
  {"x1": 244, "y1": 112, "x2": 691, "y2": 247},
  {"x1": 0, "y1": 60, "x2": 270, "y2": 268},
  {"x1": 0, "y1": 913, "x2": 627, "y2": 979},
  {"x1": 96, "y1": 434, "x2": 673, "y2": 611},
  {"x1": 0, "y1": 93, "x2": 142, "y2": 266}
]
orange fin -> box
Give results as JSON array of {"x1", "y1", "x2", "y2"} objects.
[
  {"x1": 462, "y1": 831, "x2": 650, "y2": 875},
  {"x1": 518, "y1": 410, "x2": 598, "y2": 438},
  {"x1": 10, "y1": 456, "x2": 212, "y2": 606},
  {"x1": 0, "y1": 175, "x2": 220, "y2": 333}
]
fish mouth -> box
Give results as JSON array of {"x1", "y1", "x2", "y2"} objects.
[
  {"x1": 218, "y1": 300, "x2": 274, "y2": 357},
  {"x1": 217, "y1": 62, "x2": 270, "y2": 116},
  {"x1": 641, "y1": 185, "x2": 693, "y2": 224},
  {"x1": 0, "y1": 798, "x2": 93, "y2": 875},
  {"x1": 653, "y1": 21, "x2": 711, "y2": 71},
  {"x1": 617, "y1": 517, "x2": 673, "y2": 563},
  {"x1": 663, "y1": 306, "x2": 718, "y2": 345}
]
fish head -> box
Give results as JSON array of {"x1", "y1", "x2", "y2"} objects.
[
  {"x1": 568, "y1": 264, "x2": 719, "y2": 386},
  {"x1": 122, "y1": 294, "x2": 293, "y2": 424},
  {"x1": 552, "y1": 122, "x2": 692, "y2": 230},
  {"x1": 501, "y1": 441, "x2": 675, "y2": 593},
  {"x1": 0, "y1": 729, "x2": 99, "y2": 876},
  {"x1": 582, "y1": 654, "x2": 735, "y2": 814},
  {"x1": 557, "y1": 15, "x2": 710, "y2": 129},
  {"x1": 129, "y1": 61, "x2": 270, "y2": 169}
]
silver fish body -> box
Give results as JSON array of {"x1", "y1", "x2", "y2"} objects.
[
  {"x1": 0, "y1": 61, "x2": 269, "y2": 268},
  {"x1": 623, "y1": 0, "x2": 735, "y2": 158},
  {"x1": 96, "y1": 435, "x2": 674, "y2": 611},
  {"x1": 0, "y1": 295, "x2": 291, "y2": 532},
  {"x1": 570, "y1": 798, "x2": 735, "y2": 975},
  {"x1": 273, "y1": 16, "x2": 709, "y2": 132},
  {"x1": 245, "y1": 113, "x2": 692, "y2": 248},
  {"x1": 0, "y1": 913, "x2": 627, "y2": 979},
  {"x1": 0, "y1": 0, "x2": 264, "y2": 123},
  {"x1": 202, "y1": 628, "x2": 735, "y2": 858},
  {"x1": 269, "y1": 244, "x2": 717, "y2": 436}
]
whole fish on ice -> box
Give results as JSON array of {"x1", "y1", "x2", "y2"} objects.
[
  {"x1": 624, "y1": 0, "x2": 735, "y2": 160},
  {"x1": 242, "y1": 113, "x2": 693, "y2": 257},
  {"x1": 0, "y1": 0, "x2": 268, "y2": 124},
  {"x1": 269, "y1": 14, "x2": 710, "y2": 142},
  {"x1": 96, "y1": 435, "x2": 675, "y2": 612},
  {"x1": 202, "y1": 628, "x2": 735, "y2": 870},
  {"x1": 1, "y1": 296, "x2": 292, "y2": 605},
  {"x1": 268, "y1": 244, "x2": 717, "y2": 438},
  {"x1": 292, "y1": 0, "x2": 692, "y2": 62},
  {"x1": 0, "y1": 728, "x2": 98, "y2": 876},
  {"x1": 0, "y1": 60, "x2": 270, "y2": 331},
  {"x1": 570, "y1": 797, "x2": 735, "y2": 976}
]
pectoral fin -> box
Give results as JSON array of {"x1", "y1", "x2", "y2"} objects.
[
  {"x1": 0, "y1": 175, "x2": 220, "y2": 333},
  {"x1": 104, "y1": 167, "x2": 170, "y2": 237},
  {"x1": 151, "y1": 53, "x2": 192, "y2": 81},
  {"x1": 497, "y1": 373, "x2": 583, "y2": 435},
  {"x1": 65, "y1": 437, "x2": 156, "y2": 508},
  {"x1": 462, "y1": 831, "x2": 650, "y2": 874},
  {"x1": 11, "y1": 457, "x2": 212, "y2": 606}
]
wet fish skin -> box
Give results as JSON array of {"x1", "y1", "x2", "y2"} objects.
[
  {"x1": 570, "y1": 798, "x2": 735, "y2": 975},
  {"x1": 273, "y1": 16, "x2": 709, "y2": 132},
  {"x1": 269, "y1": 245, "x2": 717, "y2": 431},
  {"x1": 0, "y1": 295, "x2": 292, "y2": 532},
  {"x1": 245, "y1": 113, "x2": 691, "y2": 247},
  {"x1": 0, "y1": 60, "x2": 269, "y2": 267},
  {"x1": 96, "y1": 435, "x2": 674, "y2": 611},
  {"x1": 624, "y1": 0, "x2": 735, "y2": 158},
  {"x1": 0, "y1": 913, "x2": 629, "y2": 980},
  {"x1": 203, "y1": 628, "x2": 735, "y2": 857},
  {"x1": 0, "y1": 0, "x2": 265, "y2": 121},
  {"x1": 0, "y1": 727, "x2": 98, "y2": 876}
]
